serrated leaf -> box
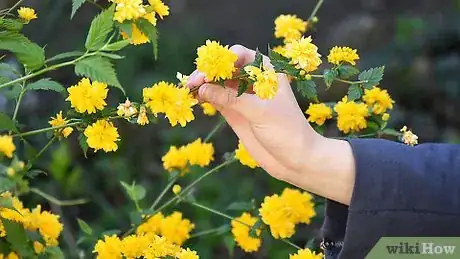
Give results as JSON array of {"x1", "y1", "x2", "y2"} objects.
[
  {"x1": 0, "y1": 18, "x2": 23, "y2": 31},
  {"x1": 74, "y1": 56, "x2": 124, "y2": 93},
  {"x1": 0, "y1": 112, "x2": 17, "y2": 132},
  {"x1": 237, "y1": 80, "x2": 249, "y2": 97},
  {"x1": 358, "y1": 66, "x2": 385, "y2": 89},
  {"x1": 268, "y1": 47, "x2": 300, "y2": 76},
  {"x1": 252, "y1": 48, "x2": 263, "y2": 67},
  {"x1": 226, "y1": 201, "x2": 253, "y2": 211},
  {"x1": 135, "y1": 19, "x2": 159, "y2": 60},
  {"x1": 0, "y1": 31, "x2": 45, "y2": 71},
  {"x1": 78, "y1": 133, "x2": 89, "y2": 158},
  {"x1": 2, "y1": 219, "x2": 33, "y2": 257},
  {"x1": 347, "y1": 84, "x2": 363, "y2": 101},
  {"x1": 46, "y1": 51, "x2": 84, "y2": 64},
  {"x1": 97, "y1": 52, "x2": 124, "y2": 60},
  {"x1": 337, "y1": 65, "x2": 359, "y2": 79},
  {"x1": 71, "y1": 0, "x2": 86, "y2": 19},
  {"x1": 85, "y1": 5, "x2": 115, "y2": 51},
  {"x1": 296, "y1": 80, "x2": 318, "y2": 101},
  {"x1": 77, "y1": 218, "x2": 93, "y2": 235},
  {"x1": 27, "y1": 78, "x2": 65, "y2": 92},
  {"x1": 0, "y1": 177, "x2": 15, "y2": 192},
  {"x1": 324, "y1": 68, "x2": 338, "y2": 88},
  {"x1": 102, "y1": 39, "x2": 130, "y2": 51}
]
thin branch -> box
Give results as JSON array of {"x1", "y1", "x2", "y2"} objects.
[
  {"x1": 308, "y1": 0, "x2": 324, "y2": 21},
  {"x1": 150, "y1": 175, "x2": 179, "y2": 210},
  {"x1": 30, "y1": 188, "x2": 88, "y2": 206}
]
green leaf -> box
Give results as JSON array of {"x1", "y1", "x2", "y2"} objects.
[
  {"x1": 358, "y1": 66, "x2": 385, "y2": 89},
  {"x1": 78, "y1": 133, "x2": 89, "y2": 158},
  {"x1": 25, "y1": 169, "x2": 47, "y2": 178},
  {"x1": 296, "y1": 80, "x2": 318, "y2": 101},
  {"x1": 102, "y1": 39, "x2": 130, "y2": 52},
  {"x1": 268, "y1": 47, "x2": 300, "y2": 76},
  {"x1": 129, "y1": 211, "x2": 142, "y2": 225},
  {"x1": 71, "y1": 0, "x2": 86, "y2": 19},
  {"x1": 0, "y1": 112, "x2": 17, "y2": 132},
  {"x1": 118, "y1": 23, "x2": 132, "y2": 37},
  {"x1": 135, "y1": 18, "x2": 159, "y2": 60},
  {"x1": 323, "y1": 68, "x2": 338, "y2": 88},
  {"x1": 27, "y1": 78, "x2": 65, "y2": 92},
  {"x1": 97, "y1": 52, "x2": 124, "y2": 60},
  {"x1": 77, "y1": 218, "x2": 93, "y2": 235},
  {"x1": 0, "y1": 18, "x2": 23, "y2": 31},
  {"x1": 44, "y1": 246, "x2": 65, "y2": 259},
  {"x1": 1, "y1": 84, "x2": 22, "y2": 100},
  {"x1": 120, "y1": 181, "x2": 146, "y2": 201},
  {"x1": 0, "y1": 62, "x2": 21, "y2": 76},
  {"x1": 46, "y1": 51, "x2": 84, "y2": 63},
  {"x1": 0, "y1": 177, "x2": 15, "y2": 192},
  {"x1": 337, "y1": 65, "x2": 359, "y2": 79},
  {"x1": 0, "y1": 31, "x2": 45, "y2": 71},
  {"x1": 226, "y1": 201, "x2": 253, "y2": 211},
  {"x1": 0, "y1": 196, "x2": 13, "y2": 209},
  {"x1": 74, "y1": 56, "x2": 124, "y2": 93},
  {"x1": 85, "y1": 5, "x2": 115, "y2": 51},
  {"x1": 382, "y1": 128, "x2": 401, "y2": 136},
  {"x1": 347, "y1": 84, "x2": 363, "y2": 101},
  {"x1": 223, "y1": 235, "x2": 236, "y2": 257},
  {"x1": 2, "y1": 219, "x2": 34, "y2": 257},
  {"x1": 237, "y1": 80, "x2": 249, "y2": 97},
  {"x1": 248, "y1": 219, "x2": 262, "y2": 238},
  {"x1": 252, "y1": 48, "x2": 263, "y2": 67}
]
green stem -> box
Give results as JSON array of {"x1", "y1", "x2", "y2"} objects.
[
  {"x1": 29, "y1": 136, "x2": 57, "y2": 165},
  {"x1": 12, "y1": 121, "x2": 82, "y2": 138},
  {"x1": 309, "y1": 74, "x2": 367, "y2": 85},
  {"x1": 12, "y1": 84, "x2": 26, "y2": 122},
  {"x1": 30, "y1": 188, "x2": 88, "y2": 206},
  {"x1": 204, "y1": 116, "x2": 226, "y2": 142},
  {"x1": 86, "y1": 0, "x2": 103, "y2": 9},
  {"x1": 281, "y1": 239, "x2": 302, "y2": 250},
  {"x1": 150, "y1": 175, "x2": 179, "y2": 210},
  {"x1": 189, "y1": 225, "x2": 230, "y2": 239},
  {"x1": 7, "y1": 0, "x2": 24, "y2": 14},
  {"x1": 308, "y1": 0, "x2": 324, "y2": 21}
]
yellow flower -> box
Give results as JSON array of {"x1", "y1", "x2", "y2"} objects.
[
  {"x1": 162, "y1": 146, "x2": 189, "y2": 173},
  {"x1": 400, "y1": 126, "x2": 418, "y2": 146},
  {"x1": 305, "y1": 103, "x2": 333, "y2": 126},
  {"x1": 195, "y1": 40, "x2": 238, "y2": 82},
  {"x1": 382, "y1": 113, "x2": 390, "y2": 121},
  {"x1": 0, "y1": 193, "x2": 29, "y2": 224},
  {"x1": 49, "y1": 111, "x2": 74, "y2": 138},
  {"x1": 137, "y1": 212, "x2": 164, "y2": 235},
  {"x1": 290, "y1": 248, "x2": 324, "y2": 259},
  {"x1": 0, "y1": 221, "x2": 5, "y2": 237},
  {"x1": 231, "y1": 212, "x2": 262, "y2": 253},
  {"x1": 4, "y1": 252, "x2": 19, "y2": 259},
  {"x1": 148, "y1": 0, "x2": 170, "y2": 19},
  {"x1": 117, "y1": 99, "x2": 138, "y2": 118},
  {"x1": 200, "y1": 103, "x2": 217, "y2": 116},
  {"x1": 184, "y1": 138, "x2": 214, "y2": 167},
  {"x1": 327, "y1": 46, "x2": 360, "y2": 66},
  {"x1": 111, "y1": 0, "x2": 146, "y2": 23},
  {"x1": 177, "y1": 72, "x2": 190, "y2": 87},
  {"x1": 334, "y1": 96, "x2": 369, "y2": 134},
  {"x1": 6, "y1": 167, "x2": 15, "y2": 177},
  {"x1": 281, "y1": 188, "x2": 316, "y2": 224},
  {"x1": 244, "y1": 66, "x2": 279, "y2": 100},
  {"x1": 274, "y1": 14, "x2": 307, "y2": 42},
  {"x1": 33, "y1": 241, "x2": 44, "y2": 254},
  {"x1": 0, "y1": 135, "x2": 15, "y2": 158},
  {"x1": 176, "y1": 248, "x2": 199, "y2": 259},
  {"x1": 143, "y1": 235, "x2": 181, "y2": 258},
  {"x1": 362, "y1": 86, "x2": 394, "y2": 115},
  {"x1": 17, "y1": 7, "x2": 37, "y2": 22},
  {"x1": 26, "y1": 205, "x2": 63, "y2": 246},
  {"x1": 66, "y1": 78, "x2": 108, "y2": 114},
  {"x1": 121, "y1": 234, "x2": 151, "y2": 259},
  {"x1": 273, "y1": 45, "x2": 287, "y2": 56},
  {"x1": 283, "y1": 36, "x2": 322, "y2": 73},
  {"x1": 93, "y1": 235, "x2": 123, "y2": 259},
  {"x1": 235, "y1": 141, "x2": 258, "y2": 169},
  {"x1": 143, "y1": 12, "x2": 157, "y2": 25},
  {"x1": 137, "y1": 106, "x2": 149, "y2": 126},
  {"x1": 172, "y1": 184, "x2": 182, "y2": 195},
  {"x1": 160, "y1": 211, "x2": 195, "y2": 245},
  {"x1": 84, "y1": 120, "x2": 120, "y2": 152},
  {"x1": 121, "y1": 24, "x2": 150, "y2": 45}
]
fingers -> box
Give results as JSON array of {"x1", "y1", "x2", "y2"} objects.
[{"x1": 230, "y1": 45, "x2": 256, "y2": 68}]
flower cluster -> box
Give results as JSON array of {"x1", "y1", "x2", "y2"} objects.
[
  {"x1": 234, "y1": 141, "x2": 258, "y2": 169},
  {"x1": 231, "y1": 212, "x2": 262, "y2": 253},
  {"x1": 66, "y1": 78, "x2": 108, "y2": 114},
  {"x1": 362, "y1": 86, "x2": 394, "y2": 115},
  {"x1": 334, "y1": 96, "x2": 370, "y2": 134},
  {"x1": 244, "y1": 65, "x2": 279, "y2": 100},
  {"x1": 162, "y1": 138, "x2": 215, "y2": 173},
  {"x1": 17, "y1": 7, "x2": 37, "y2": 22},
  {"x1": 195, "y1": 40, "x2": 238, "y2": 82},
  {"x1": 49, "y1": 111, "x2": 74, "y2": 138},
  {"x1": 282, "y1": 36, "x2": 322, "y2": 74},
  {"x1": 327, "y1": 46, "x2": 360, "y2": 65},
  {"x1": 305, "y1": 103, "x2": 333, "y2": 126},
  {"x1": 274, "y1": 14, "x2": 308, "y2": 43}
]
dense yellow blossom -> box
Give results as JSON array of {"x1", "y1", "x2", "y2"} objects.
[
  {"x1": 93, "y1": 235, "x2": 123, "y2": 259},
  {"x1": 84, "y1": 120, "x2": 120, "y2": 152},
  {"x1": 176, "y1": 248, "x2": 199, "y2": 259},
  {"x1": 121, "y1": 234, "x2": 151, "y2": 258},
  {"x1": 162, "y1": 146, "x2": 189, "y2": 173},
  {"x1": 172, "y1": 184, "x2": 182, "y2": 194},
  {"x1": 26, "y1": 205, "x2": 63, "y2": 246},
  {"x1": 290, "y1": 248, "x2": 324, "y2": 259},
  {"x1": 17, "y1": 7, "x2": 37, "y2": 22},
  {"x1": 33, "y1": 241, "x2": 44, "y2": 254},
  {"x1": 195, "y1": 40, "x2": 238, "y2": 81},
  {"x1": 111, "y1": 0, "x2": 146, "y2": 23},
  {"x1": 305, "y1": 103, "x2": 333, "y2": 125},
  {"x1": 117, "y1": 99, "x2": 137, "y2": 118},
  {"x1": 185, "y1": 138, "x2": 214, "y2": 167},
  {"x1": 244, "y1": 65, "x2": 279, "y2": 100},
  {"x1": 0, "y1": 135, "x2": 15, "y2": 158},
  {"x1": 148, "y1": 0, "x2": 170, "y2": 19},
  {"x1": 281, "y1": 188, "x2": 316, "y2": 224},
  {"x1": 327, "y1": 46, "x2": 360, "y2": 65},
  {"x1": 137, "y1": 106, "x2": 149, "y2": 126},
  {"x1": 121, "y1": 24, "x2": 149, "y2": 45},
  {"x1": 273, "y1": 45, "x2": 287, "y2": 56},
  {"x1": 137, "y1": 212, "x2": 164, "y2": 235},
  {"x1": 143, "y1": 235, "x2": 181, "y2": 258},
  {"x1": 274, "y1": 14, "x2": 307, "y2": 42},
  {"x1": 231, "y1": 212, "x2": 262, "y2": 253},
  {"x1": 283, "y1": 36, "x2": 322, "y2": 73},
  {"x1": 2, "y1": 252, "x2": 19, "y2": 259},
  {"x1": 401, "y1": 126, "x2": 418, "y2": 146},
  {"x1": 200, "y1": 103, "x2": 217, "y2": 116},
  {"x1": 66, "y1": 78, "x2": 108, "y2": 114},
  {"x1": 160, "y1": 211, "x2": 195, "y2": 245},
  {"x1": 49, "y1": 111, "x2": 74, "y2": 138},
  {"x1": 235, "y1": 141, "x2": 258, "y2": 169},
  {"x1": 0, "y1": 193, "x2": 28, "y2": 223},
  {"x1": 362, "y1": 86, "x2": 394, "y2": 115},
  {"x1": 334, "y1": 96, "x2": 369, "y2": 134}
]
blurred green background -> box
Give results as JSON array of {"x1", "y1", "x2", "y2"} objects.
[{"x1": 1, "y1": 0, "x2": 460, "y2": 258}]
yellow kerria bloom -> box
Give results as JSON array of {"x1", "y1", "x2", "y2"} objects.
[
  {"x1": 17, "y1": 7, "x2": 37, "y2": 22},
  {"x1": 334, "y1": 96, "x2": 369, "y2": 134},
  {"x1": 121, "y1": 24, "x2": 149, "y2": 45},
  {"x1": 49, "y1": 111, "x2": 74, "y2": 138},
  {"x1": 137, "y1": 212, "x2": 164, "y2": 235},
  {"x1": 26, "y1": 205, "x2": 63, "y2": 246},
  {"x1": 111, "y1": 0, "x2": 146, "y2": 23},
  {"x1": 148, "y1": 0, "x2": 170, "y2": 19},
  {"x1": 66, "y1": 78, "x2": 108, "y2": 114},
  {"x1": 327, "y1": 46, "x2": 360, "y2": 66},
  {"x1": 0, "y1": 135, "x2": 15, "y2": 158},
  {"x1": 362, "y1": 86, "x2": 394, "y2": 115},
  {"x1": 176, "y1": 248, "x2": 199, "y2": 259},
  {"x1": 235, "y1": 141, "x2": 258, "y2": 169},
  {"x1": 84, "y1": 120, "x2": 120, "y2": 152},
  {"x1": 244, "y1": 65, "x2": 279, "y2": 100},
  {"x1": 195, "y1": 40, "x2": 238, "y2": 82},
  {"x1": 93, "y1": 235, "x2": 123, "y2": 259},
  {"x1": 184, "y1": 138, "x2": 214, "y2": 167},
  {"x1": 231, "y1": 212, "x2": 262, "y2": 253},
  {"x1": 121, "y1": 234, "x2": 151, "y2": 259},
  {"x1": 305, "y1": 103, "x2": 333, "y2": 126},
  {"x1": 143, "y1": 235, "x2": 181, "y2": 258},
  {"x1": 117, "y1": 99, "x2": 137, "y2": 118},
  {"x1": 283, "y1": 36, "x2": 322, "y2": 73},
  {"x1": 3, "y1": 252, "x2": 19, "y2": 259},
  {"x1": 290, "y1": 248, "x2": 324, "y2": 259},
  {"x1": 160, "y1": 211, "x2": 195, "y2": 245},
  {"x1": 162, "y1": 146, "x2": 189, "y2": 173},
  {"x1": 0, "y1": 193, "x2": 29, "y2": 224},
  {"x1": 273, "y1": 45, "x2": 287, "y2": 56},
  {"x1": 143, "y1": 12, "x2": 157, "y2": 25},
  {"x1": 274, "y1": 14, "x2": 307, "y2": 42},
  {"x1": 281, "y1": 188, "x2": 316, "y2": 224},
  {"x1": 200, "y1": 103, "x2": 217, "y2": 116}
]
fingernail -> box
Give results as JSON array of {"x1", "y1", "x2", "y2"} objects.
[{"x1": 198, "y1": 83, "x2": 209, "y2": 99}]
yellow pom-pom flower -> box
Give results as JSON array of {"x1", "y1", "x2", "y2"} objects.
[
  {"x1": 327, "y1": 46, "x2": 360, "y2": 66},
  {"x1": 334, "y1": 96, "x2": 369, "y2": 134},
  {"x1": 121, "y1": 234, "x2": 151, "y2": 258},
  {"x1": 281, "y1": 188, "x2": 316, "y2": 224},
  {"x1": 283, "y1": 36, "x2": 322, "y2": 73},
  {"x1": 66, "y1": 78, "x2": 108, "y2": 114},
  {"x1": 290, "y1": 248, "x2": 324, "y2": 259},
  {"x1": 274, "y1": 14, "x2": 307, "y2": 42},
  {"x1": 235, "y1": 141, "x2": 258, "y2": 169},
  {"x1": 111, "y1": 0, "x2": 146, "y2": 23},
  {"x1": 121, "y1": 24, "x2": 150, "y2": 45},
  {"x1": 200, "y1": 103, "x2": 217, "y2": 116},
  {"x1": 259, "y1": 194, "x2": 296, "y2": 239},
  {"x1": 148, "y1": 0, "x2": 170, "y2": 19},
  {"x1": 93, "y1": 235, "x2": 123, "y2": 259},
  {"x1": 28, "y1": 206, "x2": 63, "y2": 246},
  {"x1": 49, "y1": 111, "x2": 74, "y2": 138},
  {"x1": 160, "y1": 211, "x2": 195, "y2": 245},
  {"x1": 137, "y1": 212, "x2": 164, "y2": 235},
  {"x1": 184, "y1": 138, "x2": 214, "y2": 167},
  {"x1": 195, "y1": 40, "x2": 238, "y2": 82},
  {"x1": 231, "y1": 212, "x2": 262, "y2": 253},
  {"x1": 17, "y1": 7, "x2": 37, "y2": 22},
  {"x1": 305, "y1": 103, "x2": 333, "y2": 126},
  {"x1": 0, "y1": 135, "x2": 15, "y2": 158},
  {"x1": 84, "y1": 120, "x2": 120, "y2": 152},
  {"x1": 176, "y1": 248, "x2": 199, "y2": 259},
  {"x1": 362, "y1": 86, "x2": 394, "y2": 115},
  {"x1": 244, "y1": 65, "x2": 279, "y2": 100},
  {"x1": 162, "y1": 146, "x2": 189, "y2": 173},
  {"x1": 4, "y1": 252, "x2": 19, "y2": 259}
]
